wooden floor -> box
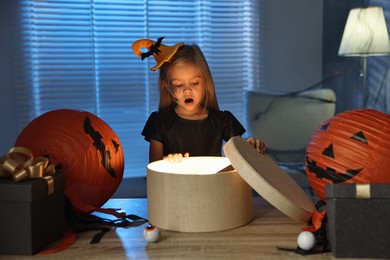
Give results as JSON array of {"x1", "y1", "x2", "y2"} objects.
[{"x1": 2, "y1": 197, "x2": 360, "y2": 259}]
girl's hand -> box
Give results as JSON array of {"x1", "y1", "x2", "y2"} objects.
[
  {"x1": 246, "y1": 137, "x2": 266, "y2": 154},
  {"x1": 163, "y1": 152, "x2": 189, "y2": 162}
]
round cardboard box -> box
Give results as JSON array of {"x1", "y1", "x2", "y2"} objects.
[{"x1": 147, "y1": 157, "x2": 252, "y2": 232}]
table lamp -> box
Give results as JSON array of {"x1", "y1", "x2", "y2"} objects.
[{"x1": 338, "y1": 6, "x2": 390, "y2": 107}]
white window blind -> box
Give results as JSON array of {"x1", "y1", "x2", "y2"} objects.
[{"x1": 12, "y1": 0, "x2": 261, "y2": 178}]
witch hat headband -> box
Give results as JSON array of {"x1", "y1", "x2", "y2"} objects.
[{"x1": 132, "y1": 37, "x2": 184, "y2": 71}]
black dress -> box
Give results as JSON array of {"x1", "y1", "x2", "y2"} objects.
[{"x1": 141, "y1": 108, "x2": 246, "y2": 156}]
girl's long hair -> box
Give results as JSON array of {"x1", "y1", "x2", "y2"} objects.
[{"x1": 158, "y1": 44, "x2": 219, "y2": 111}]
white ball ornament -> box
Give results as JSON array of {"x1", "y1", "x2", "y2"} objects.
[
  {"x1": 297, "y1": 231, "x2": 316, "y2": 250},
  {"x1": 143, "y1": 225, "x2": 160, "y2": 243}
]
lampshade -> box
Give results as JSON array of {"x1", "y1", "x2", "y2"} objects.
[{"x1": 338, "y1": 6, "x2": 390, "y2": 56}]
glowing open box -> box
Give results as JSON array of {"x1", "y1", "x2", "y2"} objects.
[{"x1": 147, "y1": 137, "x2": 314, "y2": 232}]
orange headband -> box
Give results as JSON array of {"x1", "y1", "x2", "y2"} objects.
[{"x1": 132, "y1": 37, "x2": 184, "y2": 71}]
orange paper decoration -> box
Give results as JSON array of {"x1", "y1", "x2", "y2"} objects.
[
  {"x1": 305, "y1": 109, "x2": 390, "y2": 201},
  {"x1": 15, "y1": 109, "x2": 124, "y2": 215}
]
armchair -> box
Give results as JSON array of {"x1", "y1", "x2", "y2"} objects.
[{"x1": 245, "y1": 88, "x2": 336, "y2": 195}]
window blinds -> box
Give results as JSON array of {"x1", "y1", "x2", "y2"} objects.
[{"x1": 12, "y1": 0, "x2": 260, "y2": 177}]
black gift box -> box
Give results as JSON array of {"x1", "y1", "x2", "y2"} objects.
[
  {"x1": 0, "y1": 172, "x2": 65, "y2": 255},
  {"x1": 326, "y1": 184, "x2": 390, "y2": 259}
]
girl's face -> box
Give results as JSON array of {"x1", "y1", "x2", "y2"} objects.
[{"x1": 166, "y1": 63, "x2": 205, "y2": 117}]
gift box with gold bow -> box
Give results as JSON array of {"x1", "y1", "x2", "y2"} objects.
[{"x1": 0, "y1": 147, "x2": 65, "y2": 255}]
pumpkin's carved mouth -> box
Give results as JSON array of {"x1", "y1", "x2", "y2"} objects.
[{"x1": 306, "y1": 156, "x2": 362, "y2": 183}]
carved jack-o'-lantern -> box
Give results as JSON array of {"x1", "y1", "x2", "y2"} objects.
[
  {"x1": 305, "y1": 109, "x2": 390, "y2": 201},
  {"x1": 15, "y1": 109, "x2": 124, "y2": 215}
]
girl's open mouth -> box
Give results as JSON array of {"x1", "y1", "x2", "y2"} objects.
[{"x1": 184, "y1": 98, "x2": 194, "y2": 104}]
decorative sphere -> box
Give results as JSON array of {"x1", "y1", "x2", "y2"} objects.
[
  {"x1": 305, "y1": 109, "x2": 390, "y2": 201},
  {"x1": 143, "y1": 225, "x2": 160, "y2": 243},
  {"x1": 297, "y1": 231, "x2": 316, "y2": 250},
  {"x1": 15, "y1": 109, "x2": 124, "y2": 215}
]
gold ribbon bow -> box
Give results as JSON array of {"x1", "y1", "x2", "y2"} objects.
[{"x1": 0, "y1": 147, "x2": 56, "y2": 195}]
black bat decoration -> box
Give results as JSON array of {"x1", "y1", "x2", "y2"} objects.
[
  {"x1": 141, "y1": 36, "x2": 165, "y2": 60},
  {"x1": 84, "y1": 116, "x2": 117, "y2": 179}
]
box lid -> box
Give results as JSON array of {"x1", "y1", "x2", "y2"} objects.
[
  {"x1": 0, "y1": 172, "x2": 65, "y2": 202},
  {"x1": 224, "y1": 136, "x2": 315, "y2": 223},
  {"x1": 325, "y1": 183, "x2": 390, "y2": 199}
]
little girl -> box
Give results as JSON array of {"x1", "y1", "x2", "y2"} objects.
[{"x1": 132, "y1": 37, "x2": 265, "y2": 162}]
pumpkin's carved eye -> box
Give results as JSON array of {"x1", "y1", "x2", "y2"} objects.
[
  {"x1": 320, "y1": 122, "x2": 330, "y2": 131},
  {"x1": 320, "y1": 123, "x2": 334, "y2": 158},
  {"x1": 322, "y1": 144, "x2": 334, "y2": 158},
  {"x1": 351, "y1": 131, "x2": 368, "y2": 144}
]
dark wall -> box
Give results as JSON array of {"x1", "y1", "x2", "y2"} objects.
[
  {"x1": 0, "y1": 0, "x2": 18, "y2": 154},
  {"x1": 322, "y1": 0, "x2": 365, "y2": 112}
]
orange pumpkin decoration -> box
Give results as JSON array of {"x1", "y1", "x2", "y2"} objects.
[
  {"x1": 15, "y1": 109, "x2": 124, "y2": 215},
  {"x1": 305, "y1": 109, "x2": 390, "y2": 201}
]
